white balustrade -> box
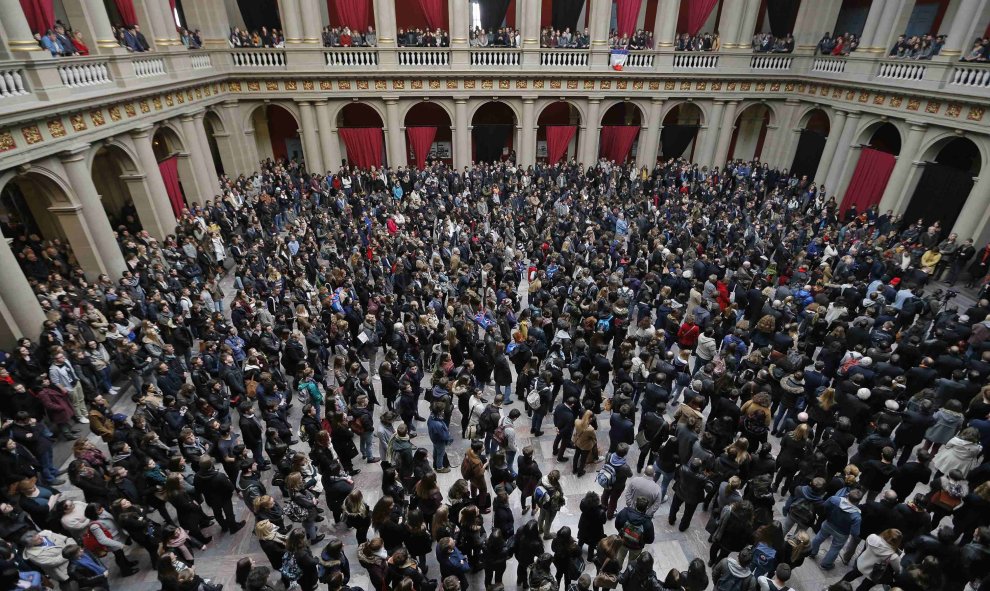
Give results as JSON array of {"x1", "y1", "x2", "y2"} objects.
[
  {"x1": 231, "y1": 49, "x2": 287, "y2": 68},
  {"x1": 877, "y1": 60, "x2": 926, "y2": 81},
  {"x1": 811, "y1": 56, "x2": 846, "y2": 74},
  {"x1": 750, "y1": 55, "x2": 792, "y2": 70},
  {"x1": 950, "y1": 65, "x2": 990, "y2": 89},
  {"x1": 470, "y1": 50, "x2": 521, "y2": 67},
  {"x1": 325, "y1": 49, "x2": 379, "y2": 68},
  {"x1": 672, "y1": 53, "x2": 719, "y2": 69},
  {"x1": 133, "y1": 57, "x2": 167, "y2": 78},
  {"x1": 624, "y1": 52, "x2": 654, "y2": 68},
  {"x1": 190, "y1": 53, "x2": 213, "y2": 70},
  {"x1": 58, "y1": 61, "x2": 112, "y2": 88},
  {"x1": 540, "y1": 50, "x2": 590, "y2": 68},
  {"x1": 0, "y1": 68, "x2": 29, "y2": 99},
  {"x1": 397, "y1": 49, "x2": 450, "y2": 67}
]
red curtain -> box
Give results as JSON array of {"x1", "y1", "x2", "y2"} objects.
[
  {"x1": 840, "y1": 148, "x2": 896, "y2": 214},
  {"x1": 113, "y1": 0, "x2": 138, "y2": 26},
  {"x1": 406, "y1": 127, "x2": 437, "y2": 169},
  {"x1": 340, "y1": 128, "x2": 384, "y2": 169},
  {"x1": 615, "y1": 0, "x2": 642, "y2": 38},
  {"x1": 416, "y1": 0, "x2": 445, "y2": 29},
  {"x1": 545, "y1": 126, "x2": 576, "y2": 164},
  {"x1": 19, "y1": 0, "x2": 55, "y2": 34},
  {"x1": 600, "y1": 126, "x2": 640, "y2": 163},
  {"x1": 330, "y1": 0, "x2": 371, "y2": 31},
  {"x1": 686, "y1": 0, "x2": 718, "y2": 35},
  {"x1": 158, "y1": 157, "x2": 184, "y2": 217}
]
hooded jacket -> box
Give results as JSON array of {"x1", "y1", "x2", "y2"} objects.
[
  {"x1": 712, "y1": 556, "x2": 758, "y2": 591},
  {"x1": 855, "y1": 533, "x2": 902, "y2": 575},
  {"x1": 822, "y1": 495, "x2": 862, "y2": 537}
]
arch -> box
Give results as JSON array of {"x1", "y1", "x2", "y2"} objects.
[
  {"x1": 660, "y1": 102, "x2": 704, "y2": 161},
  {"x1": 535, "y1": 98, "x2": 586, "y2": 126},
  {"x1": 789, "y1": 108, "x2": 831, "y2": 179},
  {"x1": 90, "y1": 143, "x2": 146, "y2": 233},
  {"x1": 153, "y1": 126, "x2": 197, "y2": 212},
  {"x1": 734, "y1": 100, "x2": 778, "y2": 127},
  {"x1": 599, "y1": 102, "x2": 643, "y2": 163},
  {"x1": 797, "y1": 107, "x2": 831, "y2": 135},
  {"x1": 537, "y1": 101, "x2": 582, "y2": 163},
  {"x1": 728, "y1": 103, "x2": 772, "y2": 162},
  {"x1": 660, "y1": 100, "x2": 708, "y2": 127},
  {"x1": 337, "y1": 102, "x2": 386, "y2": 128},
  {"x1": 471, "y1": 101, "x2": 518, "y2": 163},
  {"x1": 403, "y1": 101, "x2": 453, "y2": 167},
  {"x1": 903, "y1": 136, "x2": 983, "y2": 233},
  {"x1": 855, "y1": 119, "x2": 903, "y2": 155},
  {"x1": 202, "y1": 110, "x2": 230, "y2": 176},
  {"x1": 241, "y1": 101, "x2": 303, "y2": 132},
  {"x1": 152, "y1": 124, "x2": 186, "y2": 159},
  {"x1": 0, "y1": 167, "x2": 74, "y2": 244},
  {"x1": 251, "y1": 104, "x2": 303, "y2": 163},
  {"x1": 600, "y1": 101, "x2": 644, "y2": 126},
  {"x1": 469, "y1": 99, "x2": 521, "y2": 127}
]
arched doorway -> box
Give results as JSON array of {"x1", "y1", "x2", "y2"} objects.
[
  {"x1": 728, "y1": 103, "x2": 772, "y2": 162},
  {"x1": 472, "y1": 102, "x2": 517, "y2": 163},
  {"x1": 251, "y1": 105, "x2": 302, "y2": 164},
  {"x1": 537, "y1": 101, "x2": 581, "y2": 164},
  {"x1": 660, "y1": 102, "x2": 703, "y2": 161},
  {"x1": 839, "y1": 122, "x2": 902, "y2": 214},
  {"x1": 91, "y1": 145, "x2": 150, "y2": 235},
  {"x1": 153, "y1": 125, "x2": 198, "y2": 211},
  {"x1": 790, "y1": 108, "x2": 830, "y2": 179},
  {"x1": 599, "y1": 102, "x2": 642, "y2": 163},
  {"x1": 202, "y1": 111, "x2": 233, "y2": 177},
  {"x1": 903, "y1": 138, "x2": 981, "y2": 233},
  {"x1": 404, "y1": 102, "x2": 453, "y2": 168},
  {"x1": 337, "y1": 103, "x2": 386, "y2": 168}
]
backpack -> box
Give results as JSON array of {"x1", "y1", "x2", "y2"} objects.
[
  {"x1": 750, "y1": 542, "x2": 777, "y2": 577},
  {"x1": 534, "y1": 484, "x2": 550, "y2": 507},
  {"x1": 283, "y1": 498, "x2": 309, "y2": 522},
  {"x1": 596, "y1": 461, "x2": 618, "y2": 488},
  {"x1": 715, "y1": 571, "x2": 755, "y2": 591},
  {"x1": 493, "y1": 422, "x2": 508, "y2": 446},
  {"x1": 619, "y1": 519, "x2": 645, "y2": 548},
  {"x1": 787, "y1": 496, "x2": 816, "y2": 527},
  {"x1": 82, "y1": 523, "x2": 111, "y2": 557},
  {"x1": 526, "y1": 386, "x2": 543, "y2": 410},
  {"x1": 479, "y1": 405, "x2": 500, "y2": 433},
  {"x1": 596, "y1": 315, "x2": 613, "y2": 333},
  {"x1": 280, "y1": 551, "x2": 302, "y2": 581}
]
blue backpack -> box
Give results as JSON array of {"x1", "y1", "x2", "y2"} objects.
[
  {"x1": 596, "y1": 315, "x2": 613, "y2": 333},
  {"x1": 750, "y1": 542, "x2": 777, "y2": 577}
]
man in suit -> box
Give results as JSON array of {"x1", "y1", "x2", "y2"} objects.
[
  {"x1": 193, "y1": 457, "x2": 245, "y2": 534},
  {"x1": 237, "y1": 403, "x2": 267, "y2": 469},
  {"x1": 133, "y1": 25, "x2": 150, "y2": 51}
]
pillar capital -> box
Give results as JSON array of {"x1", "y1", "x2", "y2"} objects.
[
  {"x1": 58, "y1": 144, "x2": 91, "y2": 161},
  {"x1": 296, "y1": 100, "x2": 313, "y2": 107},
  {"x1": 130, "y1": 125, "x2": 156, "y2": 138},
  {"x1": 313, "y1": 99, "x2": 329, "y2": 106},
  {"x1": 905, "y1": 121, "x2": 929, "y2": 131}
]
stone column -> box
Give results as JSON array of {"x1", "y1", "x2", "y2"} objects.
[
  {"x1": 59, "y1": 146, "x2": 128, "y2": 278},
  {"x1": 712, "y1": 101, "x2": 739, "y2": 166},
  {"x1": 880, "y1": 122, "x2": 927, "y2": 213},
  {"x1": 735, "y1": 0, "x2": 762, "y2": 49},
  {"x1": 857, "y1": 0, "x2": 887, "y2": 52},
  {"x1": 61, "y1": 0, "x2": 125, "y2": 53},
  {"x1": 297, "y1": 101, "x2": 325, "y2": 173},
  {"x1": 793, "y1": 0, "x2": 842, "y2": 52},
  {"x1": 219, "y1": 101, "x2": 251, "y2": 174},
  {"x1": 939, "y1": 0, "x2": 988, "y2": 58},
  {"x1": 180, "y1": 0, "x2": 226, "y2": 47},
  {"x1": 374, "y1": 0, "x2": 398, "y2": 66},
  {"x1": 590, "y1": 0, "x2": 612, "y2": 66},
  {"x1": 192, "y1": 111, "x2": 220, "y2": 184},
  {"x1": 521, "y1": 0, "x2": 543, "y2": 66},
  {"x1": 279, "y1": 0, "x2": 304, "y2": 45},
  {"x1": 580, "y1": 98, "x2": 603, "y2": 166},
  {"x1": 315, "y1": 100, "x2": 343, "y2": 172},
  {"x1": 519, "y1": 98, "x2": 537, "y2": 167},
  {"x1": 718, "y1": 0, "x2": 746, "y2": 49},
  {"x1": 762, "y1": 98, "x2": 800, "y2": 169},
  {"x1": 179, "y1": 114, "x2": 220, "y2": 201},
  {"x1": 654, "y1": 0, "x2": 680, "y2": 48},
  {"x1": 450, "y1": 0, "x2": 470, "y2": 66},
  {"x1": 384, "y1": 98, "x2": 405, "y2": 168},
  {"x1": 0, "y1": 1, "x2": 43, "y2": 56},
  {"x1": 130, "y1": 126, "x2": 178, "y2": 235},
  {"x1": 156, "y1": 0, "x2": 182, "y2": 45},
  {"x1": 814, "y1": 108, "x2": 847, "y2": 186},
  {"x1": 951, "y1": 171, "x2": 990, "y2": 241},
  {"x1": 0, "y1": 236, "x2": 46, "y2": 345},
  {"x1": 140, "y1": 0, "x2": 176, "y2": 49},
  {"x1": 698, "y1": 100, "x2": 725, "y2": 167},
  {"x1": 300, "y1": 0, "x2": 323, "y2": 44},
  {"x1": 871, "y1": 0, "x2": 915, "y2": 56},
  {"x1": 454, "y1": 100, "x2": 470, "y2": 170},
  {"x1": 824, "y1": 111, "x2": 861, "y2": 194},
  {"x1": 639, "y1": 98, "x2": 664, "y2": 168}
]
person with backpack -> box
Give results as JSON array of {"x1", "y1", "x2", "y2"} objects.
[
  {"x1": 635, "y1": 402, "x2": 669, "y2": 473},
  {"x1": 479, "y1": 399, "x2": 502, "y2": 456},
  {"x1": 839, "y1": 528, "x2": 903, "y2": 591},
  {"x1": 282, "y1": 528, "x2": 320, "y2": 591},
  {"x1": 809, "y1": 488, "x2": 864, "y2": 570},
  {"x1": 711, "y1": 545, "x2": 759, "y2": 591},
  {"x1": 528, "y1": 371, "x2": 553, "y2": 437},
  {"x1": 534, "y1": 470, "x2": 565, "y2": 539},
  {"x1": 599, "y1": 443, "x2": 634, "y2": 519},
  {"x1": 668, "y1": 458, "x2": 709, "y2": 532},
  {"x1": 756, "y1": 562, "x2": 792, "y2": 591},
  {"x1": 460, "y1": 440, "x2": 491, "y2": 513},
  {"x1": 614, "y1": 496, "x2": 655, "y2": 567},
  {"x1": 82, "y1": 502, "x2": 139, "y2": 577},
  {"x1": 427, "y1": 402, "x2": 454, "y2": 473},
  {"x1": 780, "y1": 477, "x2": 827, "y2": 536},
  {"x1": 494, "y1": 408, "x2": 521, "y2": 468}
]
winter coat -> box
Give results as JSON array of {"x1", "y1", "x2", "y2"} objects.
[
  {"x1": 931, "y1": 436, "x2": 983, "y2": 477},
  {"x1": 924, "y1": 409, "x2": 965, "y2": 444},
  {"x1": 854, "y1": 533, "x2": 902, "y2": 577}
]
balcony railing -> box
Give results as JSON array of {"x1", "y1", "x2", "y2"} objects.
[
  {"x1": 397, "y1": 48, "x2": 450, "y2": 67},
  {"x1": 133, "y1": 57, "x2": 167, "y2": 78},
  {"x1": 811, "y1": 56, "x2": 846, "y2": 74},
  {"x1": 58, "y1": 60, "x2": 112, "y2": 88},
  {"x1": 470, "y1": 49, "x2": 521, "y2": 67},
  {"x1": 231, "y1": 49, "x2": 286, "y2": 68},
  {"x1": 0, "y1": 68, "x2": 28, "y2": 99},
  {"x1": 877, "y1": 59, "x2": 926, "y2": 81},
  {"x1": 750, "y1": 54, "x2": 792, "y2": 70},
  {"x1": 190, "y1": 53, "x2": 213, "y2": 70},
  {"x1": 624, "y1": 52, "x2": 654, "y2": 68},
  {"x1": 541, "y1": 49, "x2": 589, "y2": 68},
  {"x1": 950, "y1": 64, "x2": 990, "y2": 89},
  {"x1": 325, "y1": 48, "x2": 378, "y2": 68},
  {"x1": 673, "y1": 53, "x2": 719, "y2": 69}
]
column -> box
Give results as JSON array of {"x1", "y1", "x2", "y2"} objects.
[
  {"x1": 519, "y1": 98, "x2": 537, "y2": 167},
  {"x1": 156, "y1": 0, "x2": 182, "y2": 46},
  {"x1": 454, "y1": 99, "x2": 470, "y2": 170},
  {"x1": 315, "y1": 100, "x2": 343, "y2": 172},
  {"x1": 793, "y1": 0, "x2": 842, "y2": 52},
  {"x1": 297, "y1": 101, "x2": 325, "y2": 173},
  {"x1": 579, "y1": 98, "x2": 603, "y2": 166},
  {"x1": 654, "y1": 0, "x2": 680, "y2": 48},
  {"x1": 384, "y1": 98, "x2": 405, "y2": 168},
  {"x1": 880, "y1": 122, "x2": 927, "y2": 213},
  {"x1": 375, "y1": 0, "x2": 398, "y2": 67},
  {"x1": 521, "y1": 0, "x2": 543, "y2": 66},
  {"x1": 858, "y1": 0, "x2": 887, "y2": 52},
  {"x1": 718, "y1": 0, "x2": 746, "y2": 49},
  {"x1": 698, "y1": 100, "x2": 725, "y2": 166},
  {"x1": 590, "y1": 0, "x2": 612, "y2": 66},
  {"x1": 192, "y1": 111, "x2": 220, "y2": 184},
  {"x1": 813, "y1": 108, "x2": 847, "y2": 185},
  {"x1": 764, "y1": 98, "x2": 800, "y2": 169},
  {"x1": 61, "y1": 0, "x2": 125, "y2": 53},
  {"x1": 735, "y1": 0, "x2": 762, "y2": 49},
  {"x1": 823, "y1": 111, "x2": 861, "y2": 194},
  {"x1": 450, "y1": 0, "x2": 470, "y2": 66},
  {"x1": 180, "y1": 0, "x2": 226, "y2": 46},
  {"x1": 140, "y1": 0, "x2": 174, "y2": 49},
  {"x1": 639, "y1": 98, "x2": 664, "y2": 168},
  {"x1": 939, "y1": 0, "x2": 988, "y2": 58},
  {"x1": 219, "y1": 101, "x2": 251, "y2": 173},
  {"x1": 179, "y1": 114, "x2": 220, "y2": 201},
  {"x1": 0, "y1": 0, "x2": 44, "y2": 55},
  {"x1": 712, "y1": 101, "x2": 739, "y2": 166},
  {"x1": 871, "y1": 0, "x2": 915, "y2": 55},
  {"x1": 131, "y1": 126, "x2": 178, "y2": 235},
  {"x1": 951, "y1": 172, "x2": 990, "y2": 241},
  {"x1": 279, "y1": 0, "x2": 304, "y2": 45},
  {"x1": 0, "y1": 237, "x2": 46, "y2": 344},
  {"x1": 300, "y1": 0, "x2": 323, "y2": 44},
  {"x1": 59, "y1": 147, "x2": 128, "y2": 278}
]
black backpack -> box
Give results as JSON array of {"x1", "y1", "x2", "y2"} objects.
[{"x1": 479, "y1": 404, "x2": 500, "y2": 433}]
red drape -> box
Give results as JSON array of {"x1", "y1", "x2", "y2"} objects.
[
  {"x1": 686, "y1": 0, "x2": 718, "y2": 35},
  {"x1": 840, "y1": 148, "x2": 896, "y2": 214},
  {"x1": 615, "y1": 0, "x2": 642, "y2": 38},
  {"x1": 545, "y1": 125, "x2": 576, "y2": 164},
  {"x1": 19, "y1": 0, "x2": 55, "y2": 34},
  {"x1": 406, "y1": 127, "x2": 437, "y2": 169},
  {"x1": 113, "y1": 0, "x2": 138, "y2": 26},
  {"x1": 416, "y1": 0, "x2": 445, "y2": 29},
  {"x1": 330, "y1": 0, "x2": 371, "y2": 31},
  {"x1": 340, "y1": 128, "x2": 384, "y2": 169},
  {"x1": 158, "y1": 157, "x2": 184, "y2": 217},
  {"x1": 600, "y1": 126, "x2": 640, "y2": 163}
]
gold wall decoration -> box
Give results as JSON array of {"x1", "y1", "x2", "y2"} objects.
[
  {"x1": 711, "y1": 81, "x2": 721, "y2": 91},
  {"x1": 303, "y1": 80, "x2": 315, "y2": 90},
  {"x1": 411, "y1": 80, "x2": 423, "y2": 89},
  {"x1": 664, "y1": 81, "x2": 674, "y2": 90},
  {"x1": 196, "y1": 87, "x2": 204, "y2": 98},
  {"x1": 889, "y1": 96, "x2": 902, "y2": 108},
  {"x1": 650, "y1": 81, "x2": 660, "y2": 90},
  {"x1": 247, "y1": 81, "x2": 260, "y2": 91},
  {"x1": 845, "y1": 90, "x2": 855, "y2": 100},
  {"x1": 873, "y1": 95, "x2": 885, "y2": 105},
  {"x1": 125, "y1": 104, "x2": 136, "y2": 117},
  {"x1": 946, "y1": 104, "x2": 961, "y2": 118},
  {"x1": 616, "y1": 80, "x2": 626, "y2": 90},
  {"x1": 831, "y1": 87, "x2": 841, "y2": 98},
  {"x1": 393, "y1": 80, "x2": 405, "y2": 89},
  {"x1": 549, "y1": 80, "x2": 560, "y2": 89},
  {"x1": 90, "y1": 110, "x2": 106, "y2": 126},
  {"x1": 447, "y1": 80, "x2": 459, "y2": 89},
  {"x1": 47, "y1": 119, "x2": 66, "y2": 138},
  {"x1": 858, "y1": 91, "x2": 869, "y2": 103},
  {"x1": 186, "y1": 90, "x2": 193, "y2": 101},
  {"x1": 165, "y1": 94, "x2": 174, "y2": 106},
  {"x1": 284, "y1": 81, "x2": 297, "y2": 91},
  {"x1": 907, "y1": 98, "x2": 920, "y2": 110},
  {"x1": 22, "y1": 125, "x2": 42, "y2": 144},
  {"x1": 318, "y1": 80, "x2": 330, "y2": 90},
  {"x1": 0, "y1": 131, "x2": 15, "y2": 153},
  {"x1": 600, "y1": 80, "x2": 611, "y2": 90},
  {"x1": 499, "y1": 80, "x2": 509, "y2": 89},
  {"x1": 430, "y1": 80, "x2": 441, "y2": 89},
  {"x1": 140, "y1": 100, "x2": 150, "y2": 113},
  {"x1": 696, "y1": 82, "x2": 706, "y2": 90},
  {"x1": 968, "y1": 106, "x2": 984, "y2": 121},
  {"x1": 265, "y1": 81, "x2": 278, "y2": 91},
  {"x1": 533, "y1": 80, "x2": 544, "y2": 89},
  {"x1": 339, "y1": 80, "x2": 352, "y2": 90},
  {"x1": 109, "y1": 106, "x2": 121, "y2": 121},
  {"x1": 463, "y1": 80, "x2": 475, "y2": 89},
  {"x1": 785, "y1": 83, "x2": 794, "y2": 91},
  {"x1": 228, "y1": 82, "x2": 241, "y2": 92},
  {"x1": 740, "y1": 82, "x2": 751, "y2": 91},
  {"x1": 770, "y1": 83, "x2": 780, "y2": 92},
  {"x1": 357, "y1": 80, "x2": 369, "y2": 90},
  {"x1": 515, "y1": 80, "x2": 526, "y2": 89},
  {"x1": 681, "y1": 81, "x2": 691, "y2": 90},
  {"x1": 819, "y1": 85, "x2": 827, "y2": 96},
  {"x1": 925, "y1": 101, "x2": 940, "y2": 114},
  {"x1": 70, "y1": 113, "x2": 87, "y2": 131},
  {"x1": 481, "y1": 79, "x2": 493, "y2": 89},
  {"x1": 632, "y1": 80, "x2": 643, "y2": 90},
  {"x1": 727, "y1": 82, "x2": 736, "y2": 90},
  {"x1": 756, "y1": 82, "x2": 765, "y2": 91},
  {"x1": 176, "y1": 92, "x2": 185, "y2": 103}
]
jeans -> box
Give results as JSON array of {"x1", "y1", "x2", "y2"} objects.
[
  {"x1": 772, "y1": 405, "x2": 795, "y2": 434},
  {"x1": 99, "y1": 367, "x2": 113, "y2": 393},
  {"x1": 433, "y1": 442, "x2": 449, "y2": 469},
  {"x1": 538, "y1": 507, "x2": 558, "y2": 536},
  {"x1": 506, "y1": 450, "x2": 517, "y2": 472},
  {"x1": 531, "y1": 411, "x2": 545, "y2": 434},
  {"x1": 656, "y1": 466, "x2": 675, "y2": 502},
  {"x1": 495, "y1": 383, "x2": 512, "y2": 405},
  {"x1": 302, "y1": 518, "x2": 318, "y2": 541},
  {"x1": 810, "y1": 521, "x2": 850, "y2": 569},
  {"x1": 359, "y1": 432, "x2": 374, "y2": 460}
]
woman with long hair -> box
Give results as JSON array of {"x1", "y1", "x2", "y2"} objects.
[
  {"x1": 371, "y1": 496, "x2": 404, "y2": 554},
  {"x1": 413, "y1": 471, "x2": 444, "y2": 526},
  {"x1": 285, "y1": 472, "x2": 324, "y2": 544},
  {"x1": 457, "y1": 504, "x2": 486, "y2": 572},
  {"x1": 774, "y1": 423, "x2": 812, "y2": 494},
  {"x1": 708, "y1": 500, "x2": 755, "y2": 566},
  {"x1": 841, "y1": 528, "x2": 903, "y2": 591},
  {"x1": 551, "y1": 525, "x2": 582, "y2": 590},
  {"x1": 163, "y1": 474, "x2": 212, "y2": 546},
  {"x1": 572, "y1": 409, "x2": 597, "y2": 477},
  {"x1": 342, "y1": 490, "x2": 371, "y2": 544},
  {"x1": 284, "y1": 528, "x2": 320, "y2": 591},
  {"x1": 431, "y1": 505, "x2": 457, "y2": 542},
  {"x1": 808, "y1": 387, "x2": 839, "y2": 444}
]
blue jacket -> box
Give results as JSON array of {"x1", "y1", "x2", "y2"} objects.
[
  {"x1": 436, "y1": 545, "x2": 471, "y2": 576},
  {"x1": 427, "y1": 415, "x2": 453, "y2": 445},
  {"x1": 822, "y1": 495, "x2": 862, "y2": 537}
]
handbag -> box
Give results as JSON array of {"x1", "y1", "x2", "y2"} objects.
[
  {"x1": 568, "y1": 556, "x2": 587, "y2": 579},
  {"x1": 593, "y1": 572, "x2": 619, "y2": 589},
  {"x1": 869, "y1": 555, "x2": 894, "y2": 582}
]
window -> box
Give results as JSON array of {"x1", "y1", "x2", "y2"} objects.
[{"x1": 471, "y1": 1, "x2": 482, "y2": 30}]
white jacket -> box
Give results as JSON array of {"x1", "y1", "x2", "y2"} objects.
[{"x1": 854, "y1": 533, "x2": 901, "y2": 577}]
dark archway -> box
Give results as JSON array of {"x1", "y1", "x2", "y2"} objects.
[
  {"x1": 790, "y1": 108, "x2": 830, "y2": 178},
  {"x1": 251, "y1": 105, "x2": 302, "y2": 163},
  {"x1": 903, "y1": 137, "x2": 981, "y2": 234},
  {"x1": 728, "y1": 104, "x2": 772, "y2": 162},
  {"x1": 472, "y1": 102, "x2": 517, "y2": 163},
  {"x1": 660, "y1": 103, "x2": 702, "y2": 160}
]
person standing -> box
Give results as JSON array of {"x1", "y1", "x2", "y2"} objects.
[
  {"x1": 553, "y1": 398, "x2": 578, "y2": 462},
  {"x1": 600, "y1": 443, "x2": 634, "y2": 519},
  {"x1": 427, "y1": 403, "x2": 454, "y2": 472},
  {"x1": 809, "y1": 488, "x2": 863, "y2": 570},
  {"x1": 536, "y1": 470, "x2": 565, "y2": 539},
  {"x1": 193, "y1": 457, "x2": 245, "y2": 535},
  {"x1": 668, "y1": 458, "x2": 707, "y2": 532}
]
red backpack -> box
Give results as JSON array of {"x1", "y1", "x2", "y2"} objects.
[{"x1": 82, "y1": 523, "x2": 112, "y2": 556}]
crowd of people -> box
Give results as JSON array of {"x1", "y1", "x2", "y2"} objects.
[
  {"x1": 229, "y1": 27, "x2": 285, "y2": 49},
  {"x1": 469, "y1": 27, "x2": 520, "y2": 48},
  {"x1": 752, "y1": 33, "x2": 794, "y2": 54},
  {"x1": 888, "y1": 34, "x2": 945, "y2": 60},
  {"x1": 962, "y1": 37, "x2": 990, "y2": 62},
  {"x1": 674, "y1": 33, "x2": 720, "y2": 52},
  {"x1": 321, "y1": 27, "x2": 378, "y2": 48},
  {"x1": 34, "y1": 20, "x2": 203, "y2": 56},
  {"x1": 540, "y1": 27, "x2": 591, "y2": 49},
  {"x1": 609, "y1": 30, "x2": 654, "y2": 51},
  {"x1": 396, "y1": 29, "x2": 450, "y2": 48},
  {"x1": 816, "y1": 33, "x2": 860, "y2": 56},
  {"x1": 2, "y1": 149, "x2": 990, "y2": 591}
]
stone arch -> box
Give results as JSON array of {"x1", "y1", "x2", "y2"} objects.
[
  {"x1": 471, "y1": 101, "x2": 519, "y2": 163},
  {"x1": 468, "y1": 99, "x2": 521, "y2": 127},
  {"x1": 534, "y1": 99, "x2": 587, "y2": 126},
  {"x1": 788, "y1": 107, "x2": 832, "y2": 180},
  {"x1": 796, "y1": 106, "x2": 832, "y2": 133},
  {"x1": 854, "y1": 118, "x2": 904, "y2": 155},
  {"x1": 903, "y1": 136, "x2": 984, "y2": 234},
  {"x1": 599, "y1": 100, "x2": 646, "y2": 126},
  {"x1": 537, "y1": 101, "x2": 583, "y2": 163},
  {"x1": 403, "y1": 101, "x2": 454, "y2": 166},
  {"x1": 400, "y1": 99, "x2": 454, "y2": 124},
  {"x1": 337, "y1": 102, "x2": 386, "y2": 127},
  {"x1": 728, "y1": 102, "x2": 773, "y2": 161},
  {"x1": 90, "y1": 142, "x2": 148, "y2": 233},
  {"x1": 202, "y1": 110, "x2": 231, "y2": 176},
  {"x1": 249, "y1": 103, "x2": 303, "y2": 163},
  {"x1": 241, "y1": 101, "x2": 303, "y2": 132},
  {"x1": 660, "y1": 102, "x2": 704, "y2": 160},
  {"x1": 660, "y1": 100, "x2": 708, "y2": 127},
  {"x1": 152, "y1": 124, "x2": 187, "y2": 157}
]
